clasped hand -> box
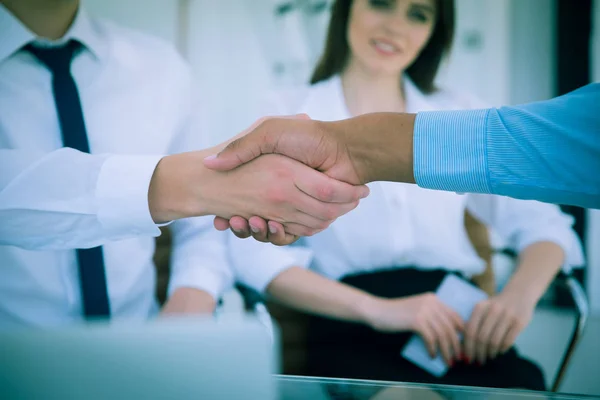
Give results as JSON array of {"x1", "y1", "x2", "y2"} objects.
[
  {"x1": 365, "y1": 291, "x2": 534, "y2": 367},
  {"x1": 204, "y1": 113, "x2": 413, "y2": 244}
]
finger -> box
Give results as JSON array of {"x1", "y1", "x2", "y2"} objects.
[
  {"x1": 488, "y1": 319, "x2": 512, "y2": 360},
  {"x1": 295, "y1": 168, "x2": 370, "y2": 203},
  {"x1": 295, "y1": 195, "x2": 361, "y2": 225},
  {"x1": 203, "y1": 115, "x2": 310, "y2": 171},
  {"x1": 247, "y1": 216, "x2": 270, "y2": 243},
  {"x1": 464, "y1": 302, "x2": 487, "y2": 363},
  {"x1": 418, "y1": 325, "x2": 438, "y2": 359},
  {"x1": 476, "y1": 307, "x2": 503, "y2": 365},
  {"x1": 226, "y1": 216, "x2": 252, "y2": 239},
  {"x1": 428, "y1": 317, "x2": 452, "y2": 365},
  {"x1": 437, "y1": 305, "x2": 463, "y2": 363},
  {"x1": 266, "y1": 221, "x2": 299, "y2": 246},
  {"x1": 501, "y1": 324, "x2": 521, "y2": 354},
  {"x1": 213, "y1": 217, "x2": 231, "y2": 231},
  {"x1": 280, "y1": 221, "x2": 325, "y2": 237}
]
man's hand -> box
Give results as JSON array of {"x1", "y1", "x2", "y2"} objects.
[
  {"x1": 149, "y1": 151, "x2": 368, "y2": 237},
  {"x1": 204, "y1": 113, "x2": 417, "y2": 184},
  {"x1": 362, "y1": 293, "x2": 464, "y2": 365},
  {"x1": 160, "y1": 288, "x2": 217, "y2": 315},
  {"x1": 206, "y1": 114, "x2": 416, "y2": 244},
  {"x1": 463, "y1": 292, "x2": 535, "y2": 365}
]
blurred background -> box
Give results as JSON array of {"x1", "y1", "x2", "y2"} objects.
[{"x1": 83, "y1": 0, "x2": 599, "y2": 395}]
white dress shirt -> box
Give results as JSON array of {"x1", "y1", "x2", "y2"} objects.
[
  {"x1": 229, "y1": 76, "x2": 584, "y2": 291},
  {"x1": 0, "y1": 6, "x2": 233, "y2": 327}
]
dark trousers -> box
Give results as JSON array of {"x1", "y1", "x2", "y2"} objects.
[{"x1": 305, "y1": 268, "x2": 546, "y2": 391}]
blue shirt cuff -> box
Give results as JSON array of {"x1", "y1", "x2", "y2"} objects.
[{"x1": 413, "y1": 109, "x2": 492, "y2": 194}]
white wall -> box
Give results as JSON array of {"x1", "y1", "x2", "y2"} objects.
[
  {"x1": 440, "y1": 0, "x2": 556, "y2": 106},
  {"x1": 508, "y1": 0, "x2": 556, "y2": 105},
  {"x1": 438, "y1": 0, "x2": 510, "y2": 106},
  {"x1": 84, "y1": 0, "x2": 179, "y2": 46},
  {"x1": 186, "y1": 0, "x2": 270, "y2": 145}
]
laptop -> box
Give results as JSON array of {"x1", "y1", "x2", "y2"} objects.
[{"x1": 0, "y1": 316, "x2": 278, "y2": 400}]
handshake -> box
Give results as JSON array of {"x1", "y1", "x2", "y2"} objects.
[{"x1": 148, "y1": 113, "x2": 417, "y2": 245}]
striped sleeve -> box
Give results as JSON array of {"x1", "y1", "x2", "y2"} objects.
[
  {"x1": 413, "y1": 109, "x2": 491, "y2": 194},
  {"x1": 413, "y1": 83, "x2": 600, "y2": 208}
]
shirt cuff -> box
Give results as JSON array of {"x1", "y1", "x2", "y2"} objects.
[
  {"x1": 167, "y1": 264, "x2": 233, "y2": 300},
  {"x1": 414, "y1": 109, "x2": 492, "y2": 194},
  {"x1": 96, "y1": 154, "x2": 165, "y2": 238}
]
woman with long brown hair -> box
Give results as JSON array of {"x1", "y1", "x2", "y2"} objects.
[{"x1": 229, "y1": 0, "x2": 583, "y2": 390}]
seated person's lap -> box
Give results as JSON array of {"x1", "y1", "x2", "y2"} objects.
[{"x1": 305, "y1": 267, "x2": 546, "y2": 391}]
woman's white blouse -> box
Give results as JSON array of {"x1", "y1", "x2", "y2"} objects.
[{"x1": 228, "y1": 76, "x2": 584, "y2": 292}]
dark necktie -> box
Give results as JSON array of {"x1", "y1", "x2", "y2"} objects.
[{"x1": 25, "y1": 40, "x2": 111, "y2": 319}]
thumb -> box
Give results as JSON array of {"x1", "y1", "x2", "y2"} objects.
[
  {"x1": 203, "y1": 114, "x2": 311, "y2": 171},
  {"x1": 203, "y1": 135, "x2": 262, "y2": 171}
]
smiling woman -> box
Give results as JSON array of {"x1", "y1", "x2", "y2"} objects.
[{"x1": 311, "y1": 0, "x2": 454, "y2": 94}]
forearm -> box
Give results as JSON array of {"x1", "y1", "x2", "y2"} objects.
[
  {"x1": 323, "y1": 113, "x2": 417, "y2": 184},
  {"x1": 266, "y1": 266, "x2": 378, "y2": 324},
  {"x1": 161, "y1": 287, "x2": 217, "y2": 315},
  {"x1": 501, "y1": 241, "x2": 565, "y2": 303}
]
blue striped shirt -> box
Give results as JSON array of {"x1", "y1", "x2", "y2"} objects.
[{"x1": 414, "y1": 83, "x2": 600, "y2": 209}]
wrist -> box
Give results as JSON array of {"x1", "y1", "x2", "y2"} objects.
[
  {"x1": 162, "y1": 287, "x2": 217, "y2": 315},
  {"x1": 354, "y1": 294, "x2": 385, "y2": 328},
  {"x1": 500, "y1": 282, "x2": 544, "y2": 307},
  {"x1": 148, "y1": 153, "x2": 215, "y2": 222},
  {"x1": 326, "y1": 113, "x2": 416, "y2": 184}
]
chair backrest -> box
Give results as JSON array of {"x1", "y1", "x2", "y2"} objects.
[{"x1": 152, "y1": 211, "x2": 496, "y2": 374}]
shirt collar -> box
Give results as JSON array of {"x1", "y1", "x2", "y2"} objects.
[{"x1": 0, "y1": 4, "x2": 108, "y2": 64}]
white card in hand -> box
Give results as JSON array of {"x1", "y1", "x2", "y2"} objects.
[{"x1": 400, "y1": 274, "x2": 488, "y2": 377}]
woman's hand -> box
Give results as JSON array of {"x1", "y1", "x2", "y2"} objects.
[
  {"x1": 463, "y1": 292, "x2": 536, "y2": 365},
  {"x1": 364, "y1": 293, "x2": 464, "y2": 365}
]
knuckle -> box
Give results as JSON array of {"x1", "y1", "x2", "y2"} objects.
[
  {"x1": 488, "y1": 303, "x2": 502, "y2": 314},
  {"x1": 316, "y1": 184, "x2": 335, "y2": 202}
]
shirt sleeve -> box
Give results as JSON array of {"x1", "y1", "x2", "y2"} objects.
[
  {"x1": 161, "y1": 51, "x2": 237, "y2": 300},
  {"x1": 0, "y1": 148, "x2": 163, "y2": 250},
  {"x1": 466, "y1": 194, "x2": 585, "y2": 273},
  {"x1": 167, "y1": 216, "x2": 234, "y2": 300},
  {"x1": 414, "y1": 83, "x2": 600, "y2": 209},
  {"x1": 228, "y1": 234, "x2": 314, "y2": 293}
]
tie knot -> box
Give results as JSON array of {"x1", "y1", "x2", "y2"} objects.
[{"x1": 25, "y1": 40, "x2": 82, "y2": 75}]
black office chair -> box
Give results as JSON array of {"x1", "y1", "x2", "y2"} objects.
[{"x1": 495, "y1": 248, "x2": 589, "y2": 392}]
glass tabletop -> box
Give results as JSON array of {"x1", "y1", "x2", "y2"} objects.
[{"x1": 276, "y1": 375, "x2": 600, "y2": 400}]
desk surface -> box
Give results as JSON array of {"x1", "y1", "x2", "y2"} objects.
[{"x1": 276, "y1": 375, "x2": 600, "y2": 400}]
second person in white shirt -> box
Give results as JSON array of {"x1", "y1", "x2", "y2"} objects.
[{"x1": 228, "y1": 0, "x2": 584, "y2": 391}]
